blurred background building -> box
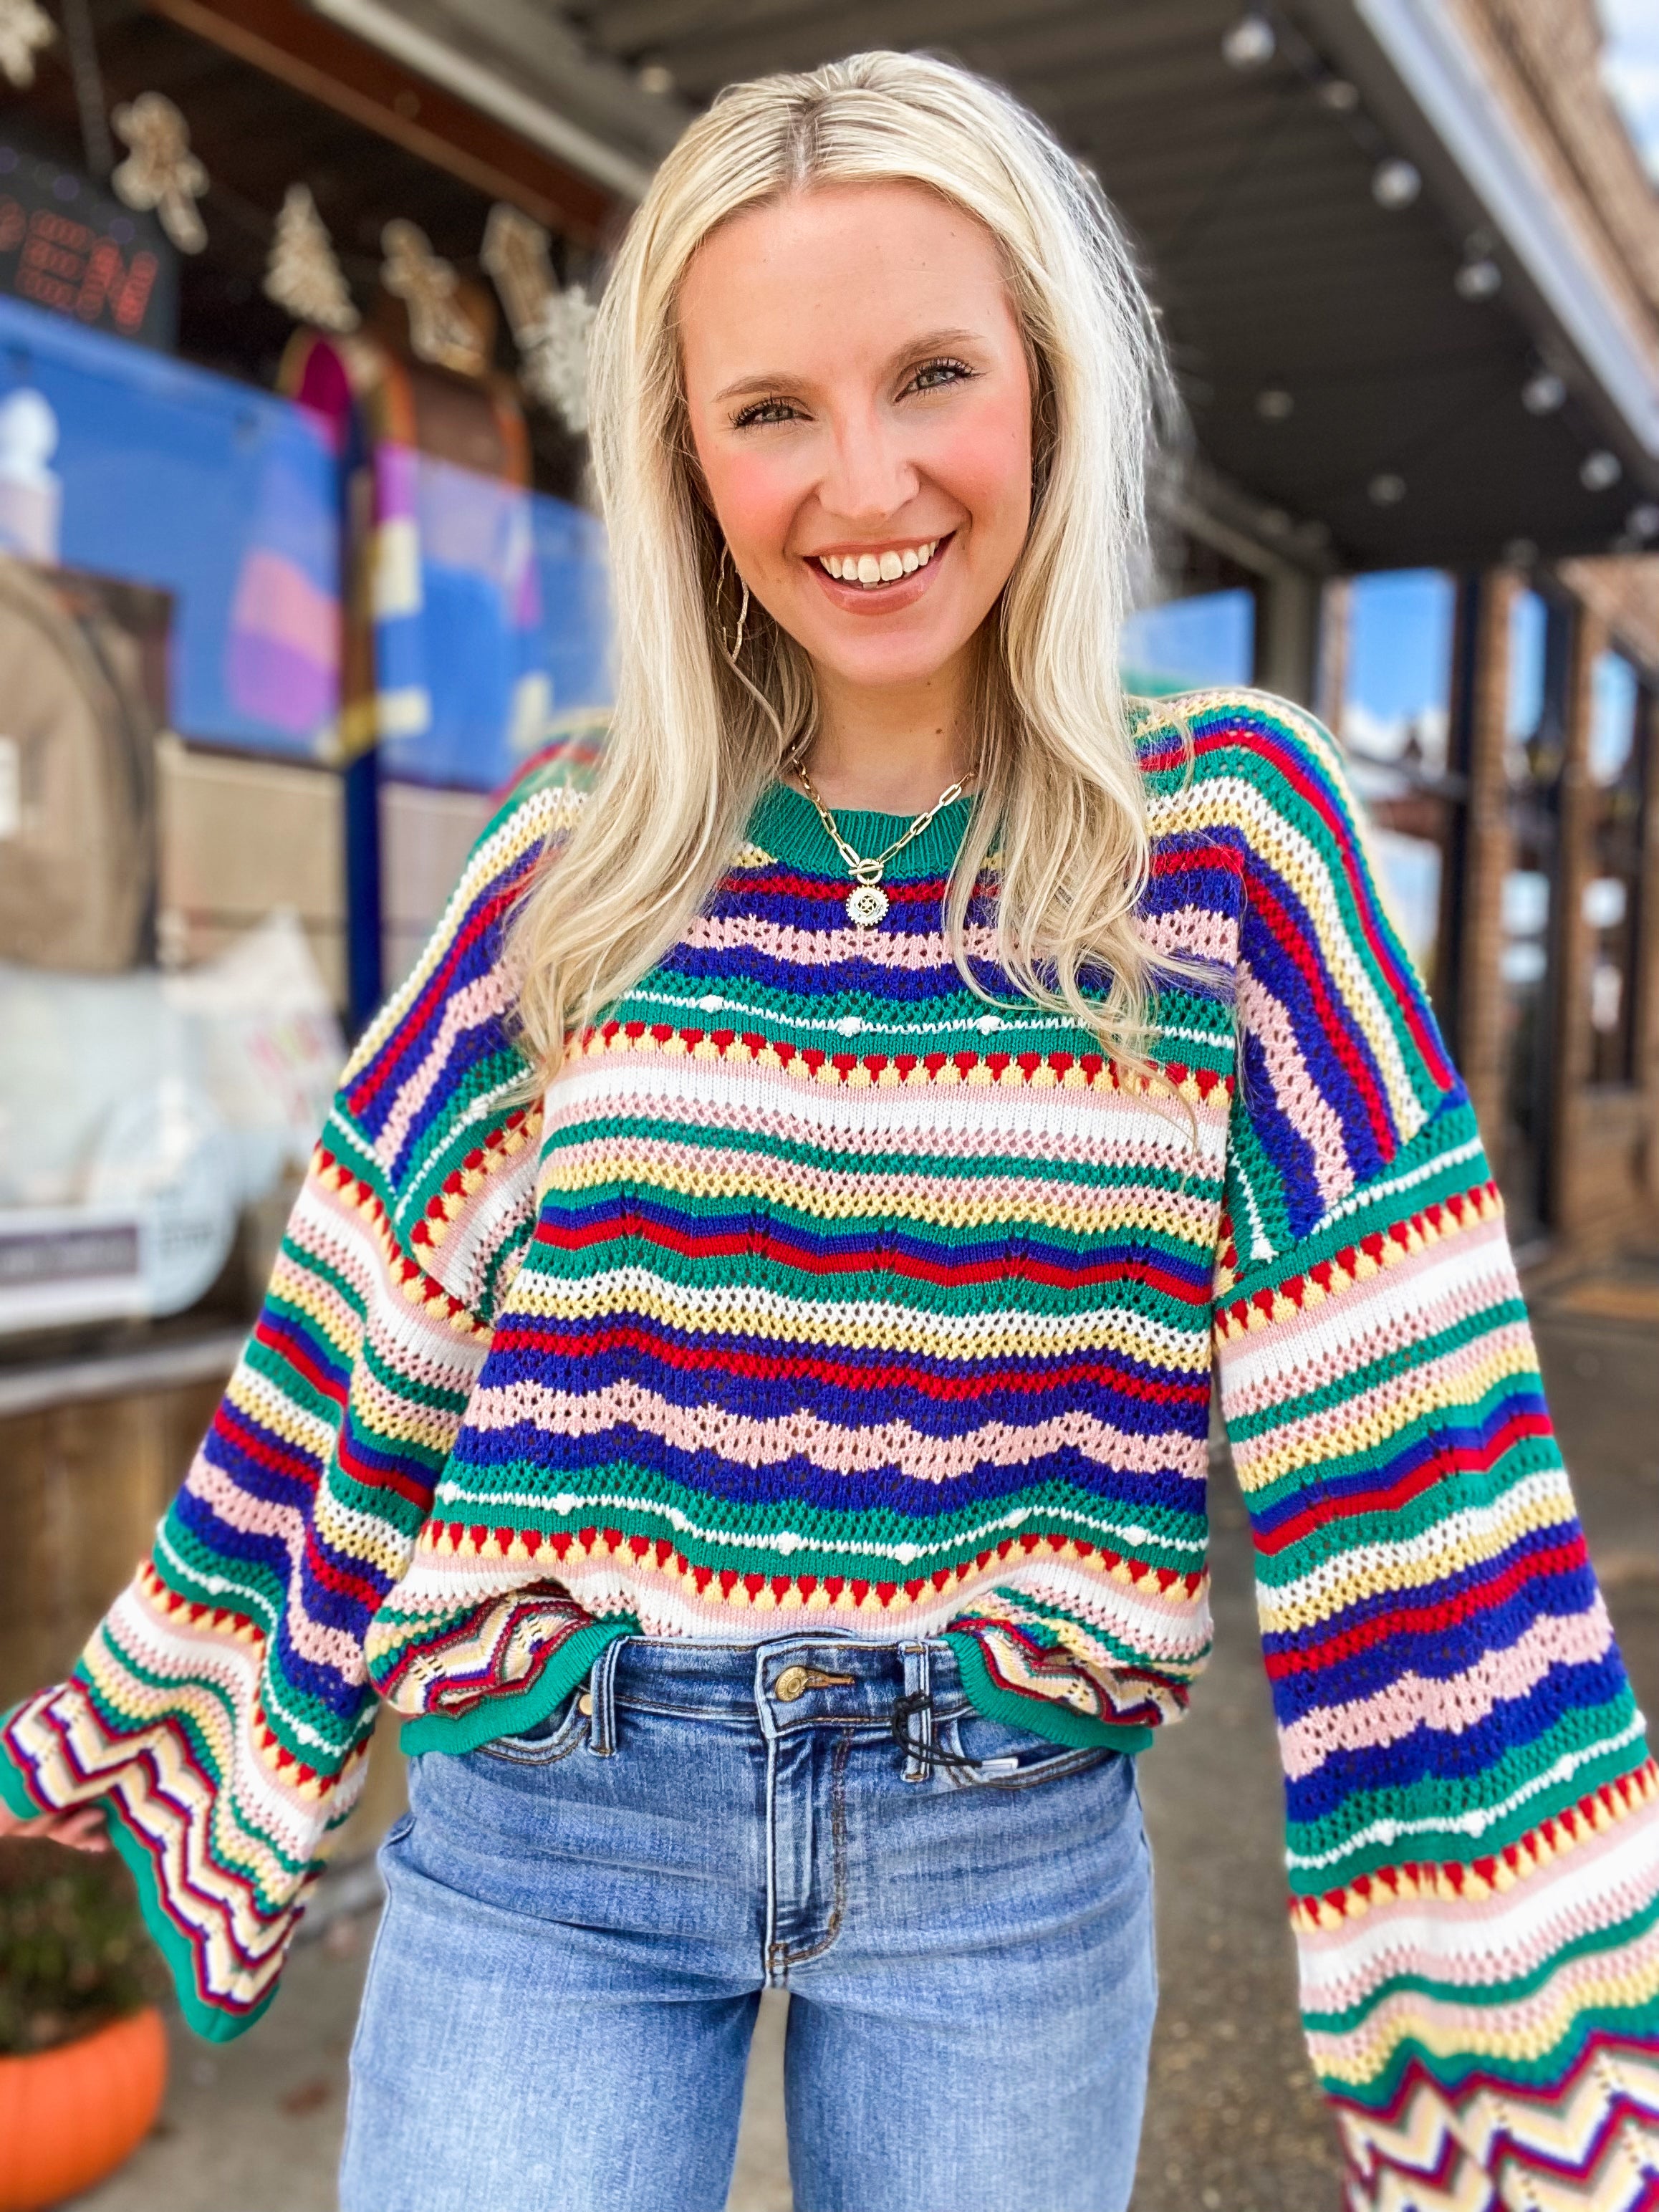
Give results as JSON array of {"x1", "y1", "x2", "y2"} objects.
[{"x1": 1, "y1": 0, "x2": 1658, "y2": 2062}]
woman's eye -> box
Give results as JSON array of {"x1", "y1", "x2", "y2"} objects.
[
  {"x1": 905, "y1": 357, "x2": 974, "y2": 396},
  {"x1": 731, "y1": 397, "x2": 802, "y2": 429}
]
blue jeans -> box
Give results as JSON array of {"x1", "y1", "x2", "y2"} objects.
[{"x1": 341, "y1": 1634, "x2": 1157, "y2": 2212}]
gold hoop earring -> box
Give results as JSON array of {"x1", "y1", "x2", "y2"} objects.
[{"x1": 716, "y1": 545, "x2": 749, "y2": 665}]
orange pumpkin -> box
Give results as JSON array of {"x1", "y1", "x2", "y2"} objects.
[{"x1": 0, "y1": 2007, "x2": 168, "y2": 2210}]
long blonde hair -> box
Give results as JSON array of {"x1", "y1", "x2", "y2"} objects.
[{"x1": 510, "y1": 49, "x2": 1183, "y2": 1079}]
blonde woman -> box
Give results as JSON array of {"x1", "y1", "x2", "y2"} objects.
[{"x1": 4, "y1": 51, "x2": 1658, "y2": 2212}]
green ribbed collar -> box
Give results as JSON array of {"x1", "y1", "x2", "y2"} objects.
[{"x1": 747, "y1": 779, "x2": 975, "y2": 883}]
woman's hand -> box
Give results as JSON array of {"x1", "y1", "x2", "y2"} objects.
[{"x1": 0, "y1": 1799, "x2": 110, "y2": 1852}]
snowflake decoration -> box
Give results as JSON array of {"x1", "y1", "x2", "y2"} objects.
[
  {"x1": 112, "y1": 92, "x2": 208, "y2": 254},
  {"x1": 482, "y1": 203, "x2": 592, "y2": 435},
  {"x1": 0, "y1": 0, "x2": 54, "y2": 90},
  {"x1": 264, "y1": 184, "x2": 358, "y2": 333},
  {"x1": 521, "y1": 287, "x2": 595, "y2": 434}
]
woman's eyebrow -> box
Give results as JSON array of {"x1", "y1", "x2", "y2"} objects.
[{"x1": 711, "y1": 327, "x2": 989, "y2": 406}]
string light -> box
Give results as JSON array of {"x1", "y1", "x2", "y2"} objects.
[
  {"x1": 1368, "y1": 473, "x2": 1406, "y2": 505},
  {"x1": 1455, "y1": 257, "x2": 1501, "y2": 299},
  {"x1": 1372, "y1": 158, "x2": 1422, "y2": 210},
  {"x1": 1221, "y1": 14, "x2": 1276, "y2": 69},
  {"x1": 1627, "y1": 503, "x2": 1659, "y2": 541},
  {"x1": 1255, "y1": 387, "x2": 1294, "y2": 420},
  {"x1": 1579, "y1": 450, "x2": 1621, "y2": 492},
  {"x1": 1521, "y1": 369, "x2": 1567, "y2": 415}
]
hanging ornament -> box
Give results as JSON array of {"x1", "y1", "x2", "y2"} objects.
[
  {"x1": 0, "y1": 0, "x2": 54, "y2": 90},
  {"x1": 264, "y1": 183, "x2": 359, "y2": 333},
  {"x1": 112, "y1": 92, "x2": 207, "y2": 252},
  {"x1": 380, "y1": 219, "x2": 487, "y2": 375},
  {"x1": 522, "y1": 286, "x2": 595, "y2": 434},
  {"x1": 482, "y1": 203, "x2": 592, "y2": 434}
]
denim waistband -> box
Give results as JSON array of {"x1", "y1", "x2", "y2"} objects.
[{"x1": 600, "y1": 1632, "x2": 969, "y2": 1739}]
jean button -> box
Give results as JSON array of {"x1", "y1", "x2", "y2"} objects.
[{"x1": 774, "y1": 1665, "x2": 810, "y2": 1702}]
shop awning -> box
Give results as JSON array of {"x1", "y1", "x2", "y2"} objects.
[{"x1": 347, "y1": 0, "x2": 1659, "y2": 574}]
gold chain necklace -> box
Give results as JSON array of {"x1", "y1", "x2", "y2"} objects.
[{"x1": 789, "y1": 751, "x2": 968, "y2": 928}]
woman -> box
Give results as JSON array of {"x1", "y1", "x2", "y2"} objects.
[{"x1": 4, "y1": 51, "x2": 1656, "y2": 2212}]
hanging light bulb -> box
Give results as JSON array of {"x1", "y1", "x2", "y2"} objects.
[
  {"x1": 1579, "y1": 450, "x2": 1621, "y2": 492},
  {"x1": 1372, "y1": 158, "x2": 1421, "y2": 210},
  {"x1": 1454, "y1": 257, "x2": 1501, "y2": 300},
  {"x1": 1521, "y1": 369, "x2": 1567, "y2": 415},
  {"x1": 1221, "y1": 13, "x2": 1276, "y2": 69}
]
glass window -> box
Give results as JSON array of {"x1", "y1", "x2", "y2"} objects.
[
  {"x1": 1585, "y1": 650, "x2": 1645, "y2": 1087},
  {"x1": 1500, "y1": 587, "x2": 1563, "y2": 1234},
  {"x1": 372, "y1": 445, "x2": 612, "y2": 794},
  {"x1": 1122, "y1": 587, "x2": 1254, "y2": 696},
  {"x1": 1342, "y1": 569, "x2": 1458, "y2": 989},
  {"x1": 0, "y1": 293, "x2": 341, "y2": 757}
]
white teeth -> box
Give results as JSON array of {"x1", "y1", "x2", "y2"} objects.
[{"x1": 818, "y1": 538, "x2": 942, "y2": 587}]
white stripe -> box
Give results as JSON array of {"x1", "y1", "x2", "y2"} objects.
[{"x1": 1284, "y1": 1713, "x2": 1650, "y2": 1870}]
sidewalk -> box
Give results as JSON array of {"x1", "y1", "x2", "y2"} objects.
[{"x1": 68, "y1": 1261, "x2": 1659, "y2": 2211}]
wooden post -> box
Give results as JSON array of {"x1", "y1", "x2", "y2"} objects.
[
  {"x1": 1547, "y1": 605, "x2": 1604, "y2": 1238},
  {"x1": 1455, "y1": 570, "x2": 1518, "y2": 1140}
]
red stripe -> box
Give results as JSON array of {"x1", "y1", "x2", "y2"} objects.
[
  {"x1": 1261, "y1": 1531, "x2": 1590, "y2": 1676},
  {"x1": 1251, "y1": 1410, "x2": 1556, "y2": 1557},
  {"x1": 534, "y1": 1211, "x2": 1213, "y2": 1305},
  {"x1": 1247, "y1": 868, "x2": 1396, "y2": 1157},
  {"x1": 489, "y1": 1319, "x2": 1211, "y2": 1409},
  {"x1": 345, "y1": 875, "x2": 521, "y2": 1119},
  {"x1": 1192, "y1": 717, "x2": 1453, "y2": 1088}
]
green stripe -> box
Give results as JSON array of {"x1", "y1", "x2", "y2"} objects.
[
  {"x1": 944, "y1": 1634, "x2": 1153, "y2": 1752},
  {"x1": 399, "y1": 1618, "x2": 635, "y2": 1754}
]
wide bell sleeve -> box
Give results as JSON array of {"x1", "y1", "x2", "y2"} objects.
[
  {"x1": 0, "y1": 755, "x2": 580, "y2": 2040},
  {"x1": 1209, "y1": 699, "x2": 1659, "y2": 2208}
]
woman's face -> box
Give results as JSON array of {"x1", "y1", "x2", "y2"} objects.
[{"x1": 680, "y1": 182, "x2": 1034, "y2": 698}]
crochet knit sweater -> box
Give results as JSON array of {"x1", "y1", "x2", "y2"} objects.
[{"x1": 4, "y1": 691, "x2": 1657, "y2": 2208}]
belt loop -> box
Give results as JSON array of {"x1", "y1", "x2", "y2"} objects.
[
  {"x1": 587, "y1": 1635, "x2": 624, "y2": 1756},
  {"x1": 901, "y1": 1642, "x2": 932, "y2": 1784}
]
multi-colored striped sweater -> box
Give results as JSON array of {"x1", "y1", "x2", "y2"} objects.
[{"x1": 4, "y1": 691, "x2": 1657, "y2": 2206}]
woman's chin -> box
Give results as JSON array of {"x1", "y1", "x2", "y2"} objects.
[{"x1": 789, "y1": 618, "x2": 978, "y2": 696}]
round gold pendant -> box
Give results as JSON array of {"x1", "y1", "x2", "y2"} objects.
[{"x1": 846, "y1": 883, "x2": 889, "y2": 928}]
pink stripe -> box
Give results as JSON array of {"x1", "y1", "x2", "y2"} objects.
[
  {"x1": 460, "y1": 1375, "x2": 1211, "y2": 1484},
  {"x1": 1278, "y1": 1603, "x2": 1616, "y2": 1780}
]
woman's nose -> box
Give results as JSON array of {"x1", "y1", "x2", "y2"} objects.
[{"x1": 819, "y1": 414, "x2": 920, "y2": 530}]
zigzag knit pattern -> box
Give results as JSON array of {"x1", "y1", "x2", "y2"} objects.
[{"x1": 3, "y1": 691, "x2": 1655, "y2": 2204}]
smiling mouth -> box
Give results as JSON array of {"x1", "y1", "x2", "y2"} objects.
[{"x1": 812, "y1": 534, "x2": 950, "y2": 590}]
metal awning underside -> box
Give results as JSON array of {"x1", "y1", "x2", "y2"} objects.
[{"x1": 537, "y1": 0, "x2": 1659, "y2": 572}]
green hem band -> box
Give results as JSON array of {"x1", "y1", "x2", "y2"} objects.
[
  {"x1": 0, "y1": 1716, "x2": 276, "y2": 2045},
  {"x1": 397, "y1": 1619, "x2": 636, "y2": 1756},
  {"x1": 943, "y1": 1635, "x2": 1155, "y2": 1754}
]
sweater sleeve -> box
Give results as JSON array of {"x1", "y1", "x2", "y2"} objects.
[
  {"x1": 1210, "y1": 698, "x2": 1659, "y2": 2206},
  {"x1": 0, "y1": 745, "x2": 590, "y2": 2042}
]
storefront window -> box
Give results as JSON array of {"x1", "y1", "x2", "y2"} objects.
[
  {"x1": 1501, "y1": 587, "x2": 1564, "y2": 1234},
  {"x1": 0, "y1": 293, "x2": 340, "y2": 756},
  {"x1": 1585, "y1": 650, "x2": 1645, "y2": 1087},
  {"x1": 1122, "y1": 587, "x2": 1254, "y2": 695},
  {"x1": 1342, "y1": 569, "x2": 1458, "y2": 989}
]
